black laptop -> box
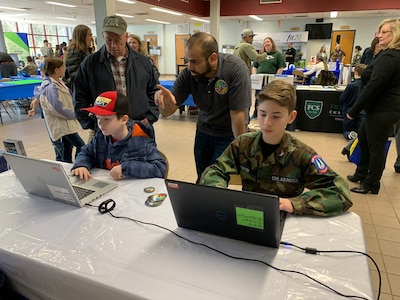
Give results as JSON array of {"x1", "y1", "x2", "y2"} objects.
[{"x1": 165, "y1": 179, "x2": 286, "y2": 248}]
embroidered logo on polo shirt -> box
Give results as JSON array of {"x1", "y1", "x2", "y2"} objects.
[
  {"x1": 311, "y1": 155, "x2": 328, "y2": 174},
  {"x1": 214, "y1": 79, "x2": 228, "y2": 94}
]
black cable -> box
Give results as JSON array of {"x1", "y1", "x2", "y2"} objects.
[
  {"x1": 86, "y1": 201, "x2": 375, "y2": 300},
  {"x1": 281, "y1": 241, "x2": 381, "y2": 300}
]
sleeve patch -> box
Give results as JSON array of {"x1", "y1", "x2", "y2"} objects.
[{"x1": 311, "y1": 155, "x2": 328, "y2": 174}]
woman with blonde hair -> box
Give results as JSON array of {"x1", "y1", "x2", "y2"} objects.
[
  {"x1": 347, "y1": 18, "x2": 400, "y2": 194},
  {"x1": 316, "y1": 45, "x2": 327, "y2": 61},
  {"x1": 128, "y1": 34, "x2": 160, "y2": 80},
  {"x1": 64, "y1": 24, "x2": 93, "y2": 90},
  {"x1": 128, "y1": 34, "x2": 149, "y2": 55}
]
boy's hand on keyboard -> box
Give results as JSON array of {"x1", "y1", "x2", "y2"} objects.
[{"x1": 71, "y1": 167, "x2": 93, "y2": 181}]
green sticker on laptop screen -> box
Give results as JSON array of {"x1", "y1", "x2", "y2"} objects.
[{"x1": 235, "y1": 207, "x2": 264, "y2": 230}]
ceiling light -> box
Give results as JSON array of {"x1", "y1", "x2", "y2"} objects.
[
  {"x1": 117, "y1": 0, "x2": 136, "y2": 3},
  {"x1": 116, "y1": 13, "x2": 134, "y2": 18},
  {"x1": 0, "y1": 6, "x2": 27, "y2": 11},
  {"x1": 145, "y1": 19, "x2": 171, "y2": 25},
  {"x1": 56, "y1": 17, "x2": 76, "y2": 21},
  {"x1": 6, "y1": 14, "x2": 30, "y2": 17},
  {"x1": 190, "y1": 17, "x2": 210, "y2": 23},
  {"x1": 330, "y1": 11, "x2": 338, "y2": 18},
  {"x1": 46, "y1": 2, "x2": 76, "y2": 8},
  {"x1": 151, "y1": 7, "x2": 182, "y2": 16},
  {"x1": 249, "y1": 15, "x2": 263, "y2": 21}
]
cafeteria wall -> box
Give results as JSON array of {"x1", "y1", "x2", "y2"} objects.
[{"x1": 101, "y1": 15, "x2": 396, "y2": 75}]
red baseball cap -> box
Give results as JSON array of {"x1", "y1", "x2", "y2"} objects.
[{"x1": 81, "y1": 91, "x2": 130, "y2": 116}]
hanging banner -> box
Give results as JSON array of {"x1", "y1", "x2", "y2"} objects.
[
  {"x1": 4, "y1": 32, "x2": 30, "y2": 62},
  {"x1": 253, "y1": 31, "x2": 309, "y2": 49}
]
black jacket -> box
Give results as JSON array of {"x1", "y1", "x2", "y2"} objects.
[
  {"x1": 348, "y1": 48, "x2": 400, "y2": 117},
  {"x1": 74, "y1": 44, "x2": 159, "y2": 130},
  {"x1": 65, "y1": 49, "x2": 87, "y2": 90}
]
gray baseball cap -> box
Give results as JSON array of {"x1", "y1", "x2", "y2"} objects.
[
  {"x1": 103, "y1": 15, "x2": 127, "y2": 35},
  {"x1": 241, "y1": 29, "x2": 256, "y2": 38}
]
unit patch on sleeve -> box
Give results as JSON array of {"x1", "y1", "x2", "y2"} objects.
[{"x1": 311, "y1": 155, "x2": 328, "y2": 174}]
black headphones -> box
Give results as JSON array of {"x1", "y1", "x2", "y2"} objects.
[{"x1": 98, "y1": 199, "x2": 116, "y2": 214}]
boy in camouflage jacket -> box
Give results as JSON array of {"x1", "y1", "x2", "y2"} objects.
[{"x1": 201, "y1": 80, "x2": 352, "y2": 217}]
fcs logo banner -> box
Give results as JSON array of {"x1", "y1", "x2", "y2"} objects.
[{"x1": 304, "y1": 100, "x2": 323, "y2": 119}]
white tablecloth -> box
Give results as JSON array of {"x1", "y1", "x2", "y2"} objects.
[{"x1": 0, "y1": 165, "x2": 374, "y2": 300}]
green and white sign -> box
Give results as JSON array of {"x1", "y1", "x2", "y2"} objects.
[{"x1": 4, "y1": 32, "x2": 30, "y2": 62}]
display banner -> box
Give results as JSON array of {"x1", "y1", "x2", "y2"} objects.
[
  {"x1": 4, "y1": 32, "x2": 30, "y2": 62},
  {"x1": 253, "y1": 31, "x2": 309, "y2": 49}
]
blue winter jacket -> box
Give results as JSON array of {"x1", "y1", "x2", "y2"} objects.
[{"x1": 72, "y1": 120, "x2": 166, "y2": 179}]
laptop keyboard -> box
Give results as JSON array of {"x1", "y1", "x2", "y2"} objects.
[{"x1": 72, "y1": 185, "x2": 95, "y2": 200}]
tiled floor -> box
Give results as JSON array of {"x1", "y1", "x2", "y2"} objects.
[{"x1": 1, "y1": 85, "x2": 400, "y2": 300}]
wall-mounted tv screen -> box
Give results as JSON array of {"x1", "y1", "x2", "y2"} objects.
[{"x1": 305, "y1": 23, "x2": 333, "y2": 39}]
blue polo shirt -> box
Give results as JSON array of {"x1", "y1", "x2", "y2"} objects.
[{"x1": 172, "y1": 53, "x2": 251, "y2": 137}]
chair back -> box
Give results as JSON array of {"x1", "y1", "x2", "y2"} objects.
[{"x1": 291, "y1": 69, "x2": 306, "y2": 85}]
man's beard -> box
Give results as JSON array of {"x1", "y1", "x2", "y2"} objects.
[{"x1": 192, "y1": 61, "x2": 212, "y2": 79}]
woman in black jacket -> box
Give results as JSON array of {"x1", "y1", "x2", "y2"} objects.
[
  {"x1": 64, "y1": 24, "x2": 93, "y2": 91},
  {"x1": 347, "y1": 18, "x2": 400, "y2": 194}
]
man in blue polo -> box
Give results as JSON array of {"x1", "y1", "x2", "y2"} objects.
[{"x1": 156, "y1": 32, "x2": 251, "y2": 183}]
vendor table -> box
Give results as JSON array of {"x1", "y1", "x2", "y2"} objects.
[
  {"x1": 288, "y1": 86, "x2": 344, "y2": 133},
  {"x1": 0, "y1": 76, "x2": 42, "y2": 101},
  {"x1": 0, "y1": 165, "x2": 374, "y2": 300}
]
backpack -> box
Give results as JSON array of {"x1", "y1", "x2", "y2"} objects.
[{"x1": 316, "y1": 70, "x2": 338, "y2": 86}]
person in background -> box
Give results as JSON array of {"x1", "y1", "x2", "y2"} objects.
[
  {"x1": 156, "y1": 32, "x2": 251, "y2": 183},
  {"x1": 316, "y1": 45, "x2": 327, "y2": 61},
  {"x1": 339, "y1": 63, "x2": 367, "y2": 140},
  {"x1": 64, "y1": 24, "x2": 93, "y2": 91},
  {"x1": 347, "y1": 18, "x2": 400, "y2": 194},
  {"x1": 60, "y1": 46, "x2": 67, "y2": 60},
  {"x1": 233, "y1": 29, "x2": 267, "y2": 74},
  {"x1": 330, "y1": 44, "x2": 346, "y2": 63},
  {"x1": 40, "y1": 39, "x2": 54, "y2": 57},
  {"x1": 284, "y1": 42, "x2": 296, "y2": 65},
  {"x1": 36, "y1": 55, "x2": 47, "y2": 79},
  {"x1": 200, "y1": 80, "x2": 352, "y2": 217},
  {"x1": 58, "y1": 42, "x2": 67, "y2": 57},
  {"x1": 251, "y1": 36, "x2": 286, "y2": 119},
  {"x1": 393, "y1": 121, "x2": 400, "y2": 173},
  {"x1": 303, "y1": 57, "x2": 328, "y2": 84},
  {"x1": 352, "y1": 45, "x2": 362, "y2": 66},
  {"x1": 128, "y1": 33, "x2": 160, "y2": 80},
  {"x1": 360, "y1": 37, "x2": 380, "y2": 65},
  {"x1": 71, "y1": 91, "x2": 166, "y2": 181},
  {"x1": 0, "y1": 52, "x2": 17, "y2": 78},
  {"x1": 360, "y1": 36, "x2": 379, "y2": 65},
  {"x1": 35, "y1": 57, "x2": 85, "y2": 163},
  {"x1": 74, "y1": 15, "x2": 159, "y2": 133},
  {"x1": 22, "y1": 56, "x2": 38, "y2": 75}
]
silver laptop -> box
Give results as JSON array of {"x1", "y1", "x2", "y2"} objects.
[
  {"x1": 3, "y1": 152, "x2": 118, "y2": 207},
  {"x1": 165, "y1": 179, "x2": 286, "y2": 248}
]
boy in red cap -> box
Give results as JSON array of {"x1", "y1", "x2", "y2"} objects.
[{"x1": 71, "y1": 91, "x2": 166, "y2": 180}]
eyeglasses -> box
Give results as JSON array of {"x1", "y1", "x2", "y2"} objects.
[{"x1": 379, "y1": 30, "x2": 392, "y2": 35}]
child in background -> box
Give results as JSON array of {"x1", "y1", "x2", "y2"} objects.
[
  {"x1": 71, "y1": 91, "x2": 166, "y2": 181},
  {"x1": 339, "y1": 64, "x2": 367, "y2": 140},
  {"x1": 35, "y1": 57, "x2": 85, "y2": 162},
  {"x1": 201, "y1": 80, "x2": 352, "y2": 217}
]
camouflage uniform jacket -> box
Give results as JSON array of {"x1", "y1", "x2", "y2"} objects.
[{"x1": 200, "y1": 131, "x2": 352, "y2": 217}]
